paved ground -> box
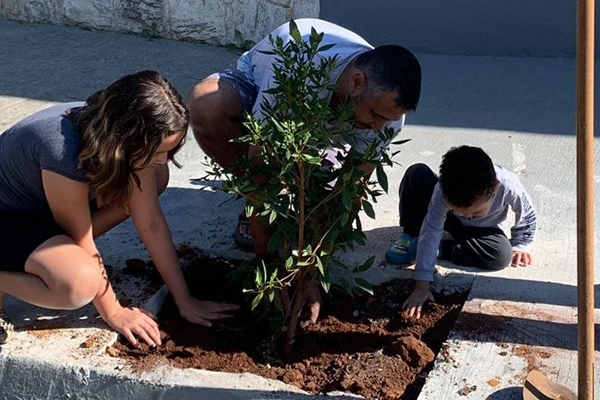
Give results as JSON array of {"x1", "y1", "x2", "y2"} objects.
[{"x1": 0, "y1": 18, "x2": 599, "y2": 399}]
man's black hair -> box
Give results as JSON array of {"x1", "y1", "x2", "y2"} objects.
[
  {"x1": 353, "y1": 45, "x2": 422, "y2": 111},
  {"x1": 439, "y1": 146, "x2": 497, "y2": 207}
]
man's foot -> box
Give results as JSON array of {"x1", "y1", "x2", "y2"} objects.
[
  {"x1": 385, "y1": 233, "x2": 418, "y2": 265},
  {"x1": 233, "y1": 212, "x2": 254, "y2": 251},
  {"x1": 0, "y1": 309, "x2": 14, "y2": 345}
]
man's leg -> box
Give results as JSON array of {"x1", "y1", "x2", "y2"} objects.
[
  {"x1": 399, "y1": 163, "x2": 438, "y2": 236},
  {"x1": 188, "y1": 74, "x2": 270, "y2": 255}
]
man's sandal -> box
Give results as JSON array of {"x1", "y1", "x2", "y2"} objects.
[
  {"x1": 233, "y1": 212, "x2": 255, "y2": 251},
  {"x1": 0, "y1": 308, "x2": 14, "y2": 345}
]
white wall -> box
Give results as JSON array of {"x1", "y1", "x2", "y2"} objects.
[{"x1": 0, "y1": 0, "x2": 320, "y2": 46}]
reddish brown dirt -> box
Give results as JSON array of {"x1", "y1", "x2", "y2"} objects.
[{"x1": 109, "y1": 255, "x2": 468, "y2": 400}]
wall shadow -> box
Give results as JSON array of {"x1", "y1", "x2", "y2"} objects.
[
  {"x1": 2, "y1": 19, "x2": 599, "y2": 136},
  {"x1": 0, "y1": 19, "x2": 237, "y2": 120}
]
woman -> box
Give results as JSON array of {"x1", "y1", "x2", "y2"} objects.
[{"x1": 0, "y1": 71, "x2": 237, "y2": 346}]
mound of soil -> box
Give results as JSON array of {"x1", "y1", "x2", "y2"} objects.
[{"x1": 110, "y1": 253, "x2": 468, "y2": 400}]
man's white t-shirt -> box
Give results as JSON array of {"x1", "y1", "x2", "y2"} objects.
[{"x1": 237, "y1": 18, "x2": 405, "y2": 156}]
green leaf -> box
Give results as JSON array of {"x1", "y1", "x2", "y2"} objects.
[
  {"x1": 268, "y1": 289, "x2": 275, "y2": 302},
  {"x1": 251, "y1": 292, "x2": 264, "y2": 310},
  {"x1": 316, "y1": 256, "x2": 324, "y2": 276},
  {"x1": 234, "y1": 29, "x2": 244, "y2": 41},
  {"x1": 268, "y1": 210, "x2": 277, "y2": 225},
  {"x1": 391, "y1": 138, "x2": 411, "y2": 146},
  {"x1": 245, "y1": 204, "x2": 254, "y2": 218},
  {"x1": 354, "y1": 231, "x2": 366, "y2": 246},
  {"x1": 254, "y1": 268, "x2": 262, "y2": 286},
  {"x1": 341, "y1": 189, "x2": 352, "y2": 211},
  {"x1": 376, "y1": 165, "x2": 388, "y2": 193},
  {"x1": 285, "y1": 256, "x2": 294, "y2": 270},
  {"x1": 289, "y1": 20, "x2": 302, "y2": 43},
  {"x1": 362, "y1": 200, "x2": 375, "y2": 219},
  {"x1": 320, "y1": 279, "x2": 331, "y2": 293},
  {"x1": 354, "y1": 256, "x2": 375, "y2": 273},
  {"x1": 355, "y1": 278, "x2": 373, "y2": 295},
  {"x1": 317, "y1": 43, "x2": 336, "y2": 52},
  {"x1": 340, "y1": 212, "x2": 349, "y2": 226}
]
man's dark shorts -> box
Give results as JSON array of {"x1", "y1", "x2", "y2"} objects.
[{"x1": 207, "y1": 69, "x2": 258, "y2": 114}]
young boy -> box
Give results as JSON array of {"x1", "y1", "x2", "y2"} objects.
[{"x1": 386, "y1": 146, "x2": 536, "y2": 318}]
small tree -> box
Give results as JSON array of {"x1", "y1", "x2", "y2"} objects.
[{"x1": 209, "y1": 21, "x2": 402, "y2": 357}]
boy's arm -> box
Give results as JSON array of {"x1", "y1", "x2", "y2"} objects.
[
  {"x1": 508, "y1": 180, "x2": 537, "y2": 251},
  {"x1": 414, "y1": 185, "x2": 448, "y2": 282},
  {"x1": 403, "y1": 185, "x2": 448, "y2": 318}
]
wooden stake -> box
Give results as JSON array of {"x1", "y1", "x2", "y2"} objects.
[{"x1": 576, "y1": 0, "x2": 595, "y2": 398}]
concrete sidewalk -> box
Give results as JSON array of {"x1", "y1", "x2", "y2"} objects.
[{"x1": 1, "y1": 19, "x2": 599, "y2": 399}]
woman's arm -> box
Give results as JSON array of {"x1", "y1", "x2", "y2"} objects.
[
  {"x1": 42, "y1": 170, "x2": 97, "y2": 255},
  {"x1": 128, "y1": 167, "x2": 238, "y2": 326},
  {"x1": 42, "y1": 170, "x2": 161, "y2": 346}
]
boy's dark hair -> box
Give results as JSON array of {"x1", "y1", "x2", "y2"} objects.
[
  {"x1": 353, "y1": 45, "x2": 422, "y2": 111},
  {"x1": 439, "y1": 146, "x2": 497, "y2": 207}
]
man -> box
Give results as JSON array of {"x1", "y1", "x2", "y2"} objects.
[{"x1": 188, "y1": 18, "x2": 421, "y2": 322}]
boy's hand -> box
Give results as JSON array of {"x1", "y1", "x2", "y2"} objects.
[
  {"x1": 402, "y1": 281, "x2": 434, "y2": 319},
  {"x1": 511, "y1": 251, "x2": 533, "y2": 267}
]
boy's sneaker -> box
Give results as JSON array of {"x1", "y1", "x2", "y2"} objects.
[
  {"x1": 385, "y1": 233, "x2": 418, "y2": 265},
  {"x1": 0, "y1": 309, "x2": 14, "y2": 345}
]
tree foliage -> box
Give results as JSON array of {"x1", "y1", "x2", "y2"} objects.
[{"x1": 209, "y1": 20, "x2": 398, "y2": 357}]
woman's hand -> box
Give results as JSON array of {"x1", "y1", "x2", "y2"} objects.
[
  {"x1": 177, "y1": 296, "x2": 240, "y2": 327},
  {"x1": 105, "y1": 306, "x2": 161, "y2": 347},
  {"x1": 511, "y1": 251, "x2": 533, "y2": 267},
  {"x1": 402, "y1": 281, "x2": 434, "y2": 319}
]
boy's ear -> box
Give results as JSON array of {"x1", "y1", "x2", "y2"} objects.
[{"x1": 494, "y1": 179, "x2": 500, "y2": 192}]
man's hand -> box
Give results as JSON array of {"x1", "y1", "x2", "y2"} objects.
[
  {"x1": 105, "y1": 306, "x2": 161, "y2": 347},
  {"x1": 402, "y1": 280, "x2": 434, "y2": 319},
  {"x1": 511, "y1": 251, "x2": 533, "y2": 267},
  {"x1": 300, "y1": 280, "x2": 322, "y2": 327},
  {"x1": 177, "y1": 296, "x2": 240, "y2": 327}
]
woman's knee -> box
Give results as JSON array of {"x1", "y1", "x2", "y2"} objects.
[
  {"x1": 60, "y1": 260, "x2": 103, "y2": 309},
  {"x1": 26, "y1": 236, "x2": 103, "y2": 309}
]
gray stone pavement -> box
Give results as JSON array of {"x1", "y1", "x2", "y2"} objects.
[{"x1": 1, "y1": 19, "x2": 599, "y2": 399}]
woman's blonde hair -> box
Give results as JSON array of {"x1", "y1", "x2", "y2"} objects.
[{"x1": 69, "y1": 70, "x2": 188, "y2": 206}]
